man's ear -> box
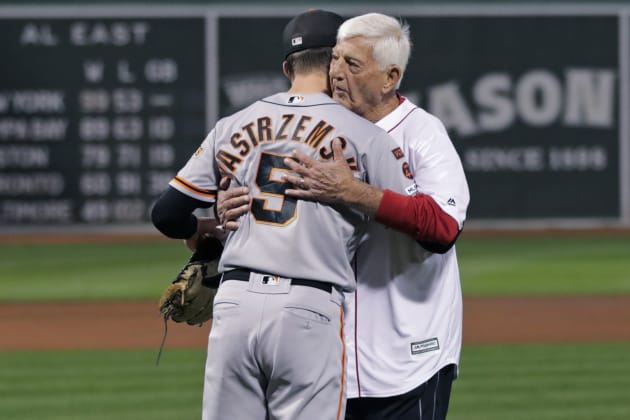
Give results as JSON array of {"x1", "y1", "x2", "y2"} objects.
[
  {"x1": 383, "y1": 65, "x2": 401, "y2": 93},
  {"x1": 282, "y1": 61, "x2": 292, "y2": 80}
]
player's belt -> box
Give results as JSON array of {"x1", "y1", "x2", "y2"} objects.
[{"x1": 222, "y1": 268, "x2": 333, "y2": 293}]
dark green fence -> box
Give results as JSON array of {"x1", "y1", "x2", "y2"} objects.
[{"x1": 0, "y1": 3, "x2": 628, "y2": 228}]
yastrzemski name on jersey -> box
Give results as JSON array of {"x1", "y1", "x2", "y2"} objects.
[{"x1": 215, "y1": 113, "x2": 358, "y2": 174}]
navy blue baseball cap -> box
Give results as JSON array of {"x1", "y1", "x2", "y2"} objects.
[{"x1": 282, "y1": 9, "x2": 345, "y2": 59}]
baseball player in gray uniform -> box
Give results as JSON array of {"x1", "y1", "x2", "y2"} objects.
[
  {"x1": 217, "y1": 13, "x2": 470, "y2": 420},
  {"x1": 151, "y1": 10, "x2": 417, "y2": 420}
]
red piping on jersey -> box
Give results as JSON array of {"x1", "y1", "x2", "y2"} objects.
[
  {"x1": 396, "y1": 91, "x2": 406, "y2": 105},
  {"x1": 375, "y1": 190, "x2": 460, "y2": 249},
  {"x1": 386, "y1": 107, "x2": 418, "y2": 134}
]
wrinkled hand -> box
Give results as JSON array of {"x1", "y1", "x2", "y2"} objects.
[
  {"x1": 216, "y1": 184, "x2": 251, "y2": 231},
  {"x1": 213, "y1": 160, "x2": 251, "y2": 232},
  {"x1": 283, "y1": 139, "x2": 355, "y2": 203}
]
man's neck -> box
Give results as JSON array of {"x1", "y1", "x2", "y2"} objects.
[
  {"x1": 363, "y1": 92, "x2": 400, "y2": 123},
  {"x1": 288, "y1": 73, "x2": 330, "y2": 95}
]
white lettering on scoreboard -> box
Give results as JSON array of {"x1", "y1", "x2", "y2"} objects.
[
  {"x1": 464, "y1": 146, "x2": 608, "y2": 172},
  {"x1": 0, "y1": 90, "x2": 65, "y2": 113},
  {"x1": 423, "y1": 68, "x2": 616, "y2": 138},
  {"x1": 1, "y1": 18, "x2": 199, "y2": 224},
  {"x1": 0, "y1": 146, "x2": 49, "y2": 168},
  {"x1": 0, "y1": 117, "x2": 68, "y2": 141},
  {"x1": 0, "y1": 173, "x2": 64, "y2": 195},
  {"x1": 19, "y1": 21, "x2": 151, "y2": 47},
  {"x1": 1, "y1": 200, "x2": 73, "y2": 223}
]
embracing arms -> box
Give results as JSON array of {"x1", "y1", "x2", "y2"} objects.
[
  {"x1": 215, "y1": 139, "x2": 461, "y2": 253},
  {"x1": 281, "y1": 140, "x2": 460, "y2": 253},
  {"x1": 151, "y1": 186, "x2": 226, "y2": 250}
]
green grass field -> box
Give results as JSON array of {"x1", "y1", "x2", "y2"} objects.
[
  {"x1": 458, "y1": 234, "x2": 630, "y2": 295},
  {"x1": 1, "y1": 343, "x2": 629, "y2": 420},
  {"x1": 1, "y1": 234, "x2": 629, "y2": 301},
  {"x1": 0, "y1": 241, "x2": 190, "y2": 301},
  {"x1": 1, "y1": 234, "x2": 629, "y2": 419}
]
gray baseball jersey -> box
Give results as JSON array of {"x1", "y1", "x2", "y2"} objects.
[
  {"x1": 170, "y1": 91, "x2": 416, "y2": 420},
  {"x1": 170, "y1": 92, "x2": 417, "y2": 292}
]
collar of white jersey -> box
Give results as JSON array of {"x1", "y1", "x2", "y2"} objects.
[
  {"x1": 376, "y1": 94, "x2": 418, "y2": 133},
  {"x1": 262, "y1": 92, "x2": 337, "y2": 107}
]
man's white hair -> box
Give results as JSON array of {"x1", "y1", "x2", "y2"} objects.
[{"x1": 337, "y1": 13, "x2": 411, "y2": 88}]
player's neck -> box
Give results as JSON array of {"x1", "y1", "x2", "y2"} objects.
[{"x1": 288, "y1": 73, "x2": 330, "y2": 95}]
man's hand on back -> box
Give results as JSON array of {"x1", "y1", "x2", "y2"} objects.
[{"x1": 283, "y1": 139, "x2": 383, "y2": 216}]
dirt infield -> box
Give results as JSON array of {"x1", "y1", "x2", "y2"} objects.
[
  {"x1": 1, "y1": 295, "x2": 629, "y2": 350},
  {"x1": 2, "y1": 230, "x2": 628, "y2": 350},
  {"x1": 3, "y1": 226, "x2": 630, "y2": 245}
]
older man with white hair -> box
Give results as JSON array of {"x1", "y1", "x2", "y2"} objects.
[
  {"x1": 218, "y1": 12, "x2": 470, "y2": 420},
  {"x1": 286, "y1": 13, "x2": 470, "y2": 420}
]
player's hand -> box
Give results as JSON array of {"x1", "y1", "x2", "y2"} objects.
[
  {"x1": 184, "y1": 217, "x2": 227, "y2": 251},
  {"x1": 214, "y1": 160, "x2": 250, "y2": 231},
  {"x1": 283, "y1": 138, "x2": 355, "y2": 203},
  {"x1": 216, "y1": 185, "x2": 251, "y2": 231}
]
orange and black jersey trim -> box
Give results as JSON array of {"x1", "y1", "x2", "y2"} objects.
[{"x1": 171, "y1": 176, "x2": 217, "y2": 199}]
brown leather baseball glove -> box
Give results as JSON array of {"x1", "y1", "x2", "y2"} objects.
[{"x1": 158, "y1": 236, "x2": 223, "y2": 326}]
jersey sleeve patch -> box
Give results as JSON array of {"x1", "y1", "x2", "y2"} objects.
[
  {"x1": 171, "y1": 176, "x2": 217, "y2": 199},
  {"x1": 402, "y1": 162, "x2": 413, "y2": 179},
  {"x1": 391, "y1": 147, "x2": 405, "y2": 160}
]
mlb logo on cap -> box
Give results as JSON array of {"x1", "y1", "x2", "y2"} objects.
[{"x1": 282, "y1": 9, "x2": 345, "y2": 59}]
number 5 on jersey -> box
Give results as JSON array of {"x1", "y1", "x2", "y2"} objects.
[{"x1": 251, "y1": 152, "x2": 298, "y2": 226}]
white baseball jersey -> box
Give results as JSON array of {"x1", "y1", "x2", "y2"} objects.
[
  {"x1": 170, "y1": 92, "x2": 416, "y2": 292},
  {"x1": 345, "y1": 97, "x2": 470, "y2": 398}
]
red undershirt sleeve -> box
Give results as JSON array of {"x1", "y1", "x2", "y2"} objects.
[{"x1": 375, "y1": 189, "x2": 461, "y2": 253}]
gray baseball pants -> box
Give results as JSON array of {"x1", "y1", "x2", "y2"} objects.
[{"x1": 202, "y1": 271, "x2": 346, "y2": 420}]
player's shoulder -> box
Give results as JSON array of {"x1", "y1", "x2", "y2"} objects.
[
  {"x1": 215, "y1": 100, "x2": 262, "y2": 127},
  {"x1": 261, "y1": 92, "x2": 384, "y2": 137},
  {"x1": 329, "y1": 104, "x2": 388, "y2": 138},
  {"x1": 259, "y1": 92, "x2": 341, "y2": 110},
  {"x1": 210, "y1": 96, "x2": 281, "y2": 139}
]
